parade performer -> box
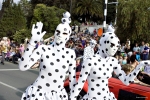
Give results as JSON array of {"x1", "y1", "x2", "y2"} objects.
[
  {"x1": 83, "y1": 39, "x2": 97, "y2": 62},
  {"x1": 19, "y1": 12, "x2": 77, "y2": 100},
  {"x1": 70, "y1": 32, "x2": 150, "y2": 100},
  {"x1": 107, "y1": 23, "x2": 115, "y2": 33}
]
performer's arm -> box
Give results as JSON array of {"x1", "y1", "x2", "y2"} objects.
[
  {"x1": 19, "y1": 43, "x2": 42, "y2": 71},
  {"x1": 18, "y1": 22, "x2": 46, "y2": 71},
  {"x1": 114, "y1": 59, "x2": 150, "y2": 85},
  {"x1": 83, "y1": 47, "x2": 88, "y2": 61},
  {"x1": 69, "y1": 50, "x2": 77, "y2": 95},
  {"x1": 70, "y1": 58, "x2": 92, "y2": 99}
]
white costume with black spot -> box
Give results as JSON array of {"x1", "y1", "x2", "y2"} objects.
[
  {"x1": 107, "y1": 24, "x2": 115, "y2": 33},
  {"x1": 19, "y1": 12, "x2": 77, "y2": 100},
  {"x1": 83, "y1": 39, "x2": 97, "y2": 62},
  {"x1": 70, "y1": 32, "x2": 150, "y2": 100}
]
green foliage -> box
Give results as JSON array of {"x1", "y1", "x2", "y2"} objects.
[
  {"x1": 73, "y1": 0, "x2": 103, "y2": 22},
  {"x1": 116, "y1": 0, "x2": 150, "y2": 43},
  {"x1": 13, "y1": 29, "x2": 31, "y2": 43},
  {"x1": 31, "y1": 4, "x2": 66, "y2": 39},
  {"x1": 0, "y1": 3, "x2": 26, "y2": 39},
  {"x1": 51, "y1": 6, "x2": 66, "y2": 21},
  {"x1": 19, "y1": 0, "x2": 32, "y2": 17},
  {"x1": 0, "y1": 0, "x2": 118, "y2": 42}
]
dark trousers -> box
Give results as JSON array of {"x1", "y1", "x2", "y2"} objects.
[
  {"x1": 1, "y1": 52, "x2": 6, "y2": 63},
  {"x1": 143, "y1": 54, "x2": 149, "y2": 60}
]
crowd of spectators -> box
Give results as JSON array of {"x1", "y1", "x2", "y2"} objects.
[{"x1": 0, "y1": 37, "x2": 22, "y2": 65}]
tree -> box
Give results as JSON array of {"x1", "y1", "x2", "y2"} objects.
[
  {"x1": 31, "y1": 4, "x2": 66, "y2": 39},
  {"x1": 116, "y1": 0, "x2": 150, "y2": 43},
  {"x1": 0, "y1": 2, "x2": 26, "y2": 39},
  {"x1": 73, "y1": 0, "x2": 103, "y2": 22},
  {"x1": 13, "y1": 29, "x2": 30, "y2": 43},
  {"x1": 0, "y1": 0, "x2": 13, "y2": 19},
  {"x1": 19, "y1": 0, "x2": 33, "y2": 28},
  {"x1": 19, "y1": 0, "x2": 32, "y2": 17}
]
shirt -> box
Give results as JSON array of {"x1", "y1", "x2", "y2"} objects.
[{"x1": 144, "y1": 66, "x2": 150, "y2": 75}]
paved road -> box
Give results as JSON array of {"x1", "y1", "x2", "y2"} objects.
[{"x1": 0, "y1": 61, "x2": 39, "y2": 100}]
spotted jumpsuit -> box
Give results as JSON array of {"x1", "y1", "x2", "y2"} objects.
[
  {"x1": 70, "y1": 52, "x2": 150, "y2": 100},
  {"x1": 19, "y1": 44, "x2": 76, "y2": 100},
  {"x1": 83, "y1": 46, "x2": 94, "y2": 62}
]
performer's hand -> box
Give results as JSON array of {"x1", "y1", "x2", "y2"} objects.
[
  {"x1": 30, "y1": 22, "x2": 46, "y2": 44},
  {"x1": 139, "y1": 60, "x2": 150, "y2": 68}
]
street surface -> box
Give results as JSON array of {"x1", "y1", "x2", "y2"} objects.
[{"x1": 0, "y1": 61, "x2": 38, "y2": 100}]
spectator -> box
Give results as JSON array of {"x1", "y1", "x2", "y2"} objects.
[
  {"x1": 76, "y1": 57, "x2": 82, "y2": 72},
  {"x1": 81, "y1": 37, "x2": 86, "y2": 48},
  {"x1": 135, "y1": 51, "x2": 141, "y2": 62},
  {"x1": 0, "y1": 39, "x2": 8, "y2": 65},
  {"x1": 144, "y1": 65, "x2": 150, "y2": 75},
  {"x1": 126, "y1": 39, "x2": 130, "y2": 46},
  {"x1": 133, "y1": 43, "x2": 140, "y2": 53},
  {"x1": 121, "y1": 54, "x2": 128, "y2": 65},
  {"x1": 85, "y1": 28, "x2": 89, "y2": 34},
  {"x1": 143, "y1": 43, "x2": 149, "y2": 60},
  {"x1": 124, "y1": 41, "x2": 131, "y2": 53},
  {"x1": 19, "y1": 44, "x2": 24, "y2": 56},
  {"x1": 140, "y1": 41, "x2": 145, "y2": 60},
  {"x1": 0, "y1": 44, "x2": 2, "y2": 60},
  {"x1": 12, "y1": 49, "x2": 21, "y2": 64},
  {"x1": 5, "y1": 47, "x2": 15, "y2": 61}
]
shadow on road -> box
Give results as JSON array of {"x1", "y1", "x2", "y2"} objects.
[{"x1": 0, "y1": 95, "x2": 6, "y2": 100}]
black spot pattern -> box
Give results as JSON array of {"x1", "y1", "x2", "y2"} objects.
[
  {"x1": 20, "y1": 38, "x2": 75, "y2": 100},
  {"x1": 70, "y1": 32, "x2": 144, "y2": 100}
]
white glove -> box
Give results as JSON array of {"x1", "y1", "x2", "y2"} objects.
[{"x1": 30, "y1": 22, "x2": 46, "y2": 44}]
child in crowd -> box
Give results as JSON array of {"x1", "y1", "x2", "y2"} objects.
[
  {"x1": 121, "y1": 54, "x2": 128, "y2": 65},
  {"x1": 76, "y1": 57, "x2": 82, "y2": 72}
]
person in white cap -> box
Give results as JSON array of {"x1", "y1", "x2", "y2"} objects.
[{"x1": 83, "y1": 39, "x2": 97, "y2": 62}]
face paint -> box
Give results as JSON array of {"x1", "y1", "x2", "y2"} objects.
[
  {"x1": 89, "y1": 39, "x2": 97, "y2": 48},
  {"x1": 90, "y1": 43, "x2": 96, "y2": 48},
  {"x1": 105, "y1": 36, "x2": 120, "y2": 56},
  {"x1": 54, "y1": 23, "x2": 71, "y2": 45}
]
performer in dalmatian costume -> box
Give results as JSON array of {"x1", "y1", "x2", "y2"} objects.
[
  {"x1": 83, "y1": 39, "x2": 97, "y2": 62},
  {"x1": 70, "y1": 32, "x2": 150, "y2": 100},
  {"x1": 107, "y1": 23, "x2": 115, "y2": 33},
  {"x1": 19, "y1": 12, "x2": 77, "y2": 100}
]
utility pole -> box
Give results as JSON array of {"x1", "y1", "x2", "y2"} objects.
[
  {"x1": 70, "y1": 0, "x2": 72, "y2": 14},
  {"x1": 103, "y1": 0, "x2": 108, "y2": 33}
]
